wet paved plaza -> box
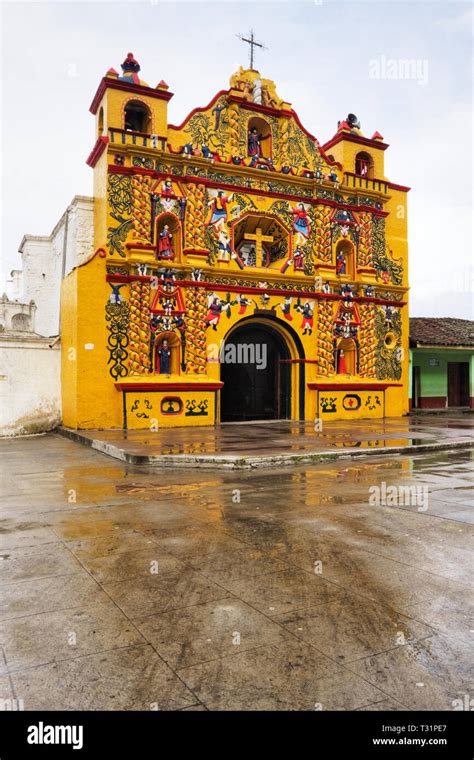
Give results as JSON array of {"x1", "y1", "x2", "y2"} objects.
[{"x1": 0, "y1": 429, "x2": 473, "y2": 711}]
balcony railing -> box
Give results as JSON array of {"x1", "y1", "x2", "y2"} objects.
[
  {"x1": 344, "y1": 172, "x2": 388, "y2": 194},
  {"x1": 109, "y1": 128, "x2": 167, "y2": 150}
]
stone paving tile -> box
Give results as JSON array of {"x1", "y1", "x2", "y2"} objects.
[
  {"x1": 439, "y1": 509, "x2": 474, "y2": 524},
  {"x1": 102, "y1": 567, "x2": 232, "y2": 618},
  {"x1": 0, "y1": 573, "x2": 110, "y2": 622},
  {"x1": 403, "y1": 586, "x2": 474, "y2": 644},
  {"x1": 177, "y1": 641, "x2": 385, "y2": 710},
  {"x1": 0, "y1": 676, "x2": 14, "y2": 702},
  {"x1": 277, "y1": 543, "x2": 468, "y2": 610},
  {"x1": 356, "y1": 698, "x2": 409, "y2": 711},
  {"x1": 345, "y1": 635, "x2": 474, "y2": 711},
  {"x1": 65, "y1": 530, "x2": 160, "y2": 560},
  {"x1": 0, "y1": 543, "x2": 83, "y2": 582},
  {"x1": 134, "y1": 599, "x2": 293, "y2": 669},
  {"x1": 145, "y1": 525, "x2": 250, "y2": 559},
  {"x1": 0, "y1": 601, "x2": 146, "y2": 674},
  {"x1": 10, "y1": 645, "x2": 196, "y2": 710},
  {"x1": 76, "y1": 547, "x2": 188, "y2": 585},
  {"x1": 0, "y1": 523, "x2": 58, "y2": 551},
  {"x1": 186, "y1": 546, "x2": 290, "y2": 584},
  {"x1": 215, "y1": 568, "x2": 345, "y2": 617},
  {"x1": 275, "y1": 595, "x2": 436, "y2": 662}
]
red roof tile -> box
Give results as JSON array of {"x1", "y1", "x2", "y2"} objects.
[{"x1": 410, "y1": 318, "x2": 474, "y2": 347}]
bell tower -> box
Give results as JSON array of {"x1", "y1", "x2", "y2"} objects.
[{"x1": 86, "y1": 53, "x2": 173, "y2": 252}]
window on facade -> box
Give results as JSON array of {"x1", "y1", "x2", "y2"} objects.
[
  {"x1": 355, "y1": 152, "x2": 373, "y2": 178},
  {"x1": 11, "y1": 314, "x2": 30, "y2": 331},
  {"x1": 154, "y1": 332, "x2": 180, "y2": 375},
  {"x1": 98, "y1": 107, "x2": 104, "y2": 137},
  {"x1": 124, "y1": 101, "x2": 151, "y2": 133},
  {"x1": 336, "y1": 338, "x2": 357, "y2": 375},
  {"x1": 233, "y1": 213, "x2": 289, "y2": 269}
]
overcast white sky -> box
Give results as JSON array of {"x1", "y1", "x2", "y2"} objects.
[{"x1": 1, "y1": 0, "x2": 472, "y2": 317}]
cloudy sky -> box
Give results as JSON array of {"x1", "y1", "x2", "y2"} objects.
[{"x1": 1, "y1": 0, "x2": 472, "y2": 317}]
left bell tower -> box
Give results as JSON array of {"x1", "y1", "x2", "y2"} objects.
[
  {"x1": 87, "y1": 52, "x2": 173, "y2": 253},
  {"x1": 61, "y1": 53, "x2": 174, "y2": 430}
]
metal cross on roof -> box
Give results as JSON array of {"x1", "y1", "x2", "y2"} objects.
[{"x1": 237, "y1": 30, "x2": 267, "y2": 70}]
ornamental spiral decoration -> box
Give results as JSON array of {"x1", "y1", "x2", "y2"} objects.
[{"x1": 105, "y1": 301, "x2": 130, "y2": 379}]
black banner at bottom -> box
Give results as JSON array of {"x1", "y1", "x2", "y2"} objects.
[{"x1": 0, "y1": 710, "x2": 472, "y2": 758}]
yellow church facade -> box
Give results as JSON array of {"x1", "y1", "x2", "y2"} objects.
[{"x1": 61, "y1": 53, "x2": 410, "y2": 430}]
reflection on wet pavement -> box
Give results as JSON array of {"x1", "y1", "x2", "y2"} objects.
[{"x1": 0, "y1": 431, "x2": 472, "y2": 710}]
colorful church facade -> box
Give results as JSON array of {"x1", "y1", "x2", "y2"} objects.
[{"x1": 61, "y1": 53, "x2": 410, "y2": 430}]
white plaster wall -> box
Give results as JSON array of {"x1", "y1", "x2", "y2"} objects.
[
  {"x1": 20, "y1": 196, "x2": 93, "y2": 337},
  {"x1": 21, "y1": 239, "x2": 61, "y2": 337},
  {"x1": 0, "y1": 337, "x2": 61, "y2": 436}
]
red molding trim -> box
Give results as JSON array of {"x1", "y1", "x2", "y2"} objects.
[
  {"x1": 388, "y1": 181, "x2": 411, "y2": 193},
  {"x1": 322, "y1": 132, "x2": 390, "y2": 152},
  {"x1": 90, "y1": 77, "x2": 174, "y2": 114},
  {"x1": 116, "y1": 382, "x2": 223, "y2": 391},
  {"x1": 86, "y1": 136, "x2": 109, "y2": 167},
  {"x1": 308, "y1": 383, "x2": 402, "y2": 391},
  {"x1": 106, "y1": 166, "x2": 389, "y2": 214},
  {"x1": 104, "y1": 273, "x2": 406, "y2": 306}
]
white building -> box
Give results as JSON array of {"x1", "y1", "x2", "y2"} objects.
[{"x1": 0, "y1": 196, "x2": 93, "y2": 435}]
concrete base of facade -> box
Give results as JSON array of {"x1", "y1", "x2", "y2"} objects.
[{"x1": 58, "y1": 415, "x2": 474, "y2": 469}]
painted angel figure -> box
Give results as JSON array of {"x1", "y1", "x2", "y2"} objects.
[
  {"x1": 293, "y1": 246, "x2": 305, "y2": 271},
  {"x1": 291, "y1": 203, "x2": 311, "y2": 245},
  {"x1": 278, "y1": 296, "x2": 293, "y2": 321},
  {"x1": 295, "y1": 300, "x2": 315, "y2": 335},
  {"x1": 217, "y1": 230, "x2": 232, "y2": 262},
  {"x1": 208, "y1": 191, "x2": 233, "y2": 230},
  {"x1": 206, "y1": 294, "x2": 224, "y2": 331}
]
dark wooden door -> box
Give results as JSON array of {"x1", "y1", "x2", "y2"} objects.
[
  {"x1": 412, "y1": 366, "x2": 421, "y2": 409},
  {"x1": 220, "y1": 324, "x2": 290, "y2": 422},
  {"x1": 448, "y1": 362, "x2": 469, "y2": 407}
]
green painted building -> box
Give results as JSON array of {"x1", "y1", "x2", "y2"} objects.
[{"x1": 409, "y1": 318, "x2": 474, "y2": 410}]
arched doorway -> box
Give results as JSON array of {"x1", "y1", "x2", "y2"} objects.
[{"x1": 220, "y1": 322, "x2": 291, "y2": 422}]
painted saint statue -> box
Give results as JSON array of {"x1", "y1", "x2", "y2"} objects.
[
  {"x1": 157, "y1": 339, "x2": 172, "y2": 374},
  {"x1": 248, "y1": 128, "x2": 261, "y2": 157},
  {"x1": 158, "y1": 225, "x2": 174, "y2": 260},
  {"x1": 336, "y1": 250, "x2": 346, "y2": 275}
]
